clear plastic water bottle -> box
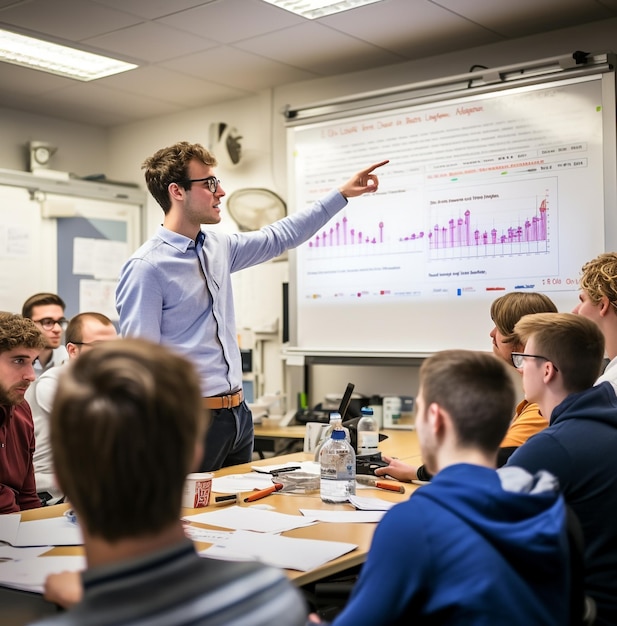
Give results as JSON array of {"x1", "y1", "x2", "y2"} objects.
[
  {"x1": 357, "y1": 406, "x2": 379, "y2": 456},
  {"x1": 320, "y1": 425, "x2": 356, "y2": 503},
  {"x1": 329, "y1": 411, "x2": 351, "y2": 444}
]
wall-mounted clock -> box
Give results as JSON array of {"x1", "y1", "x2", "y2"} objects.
[{"x1": 29, "y1": 141, "x2": 56, "y2": 171}]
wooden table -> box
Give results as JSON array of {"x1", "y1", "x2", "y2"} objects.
[
  {"x1": 199, "y1": 450, "x2": 418, "y2": 586},
  {"x1": 5, "y1": 431, "x2": 422, "y2": 622}
]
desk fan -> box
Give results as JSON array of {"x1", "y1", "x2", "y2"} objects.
[{"x1": 226, "y1": 188, "x2": 287, "y2": 231}]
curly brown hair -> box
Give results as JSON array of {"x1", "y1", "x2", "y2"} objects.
[{"x1": 0, "y1": 312, "x2": 47, "y2": 354}]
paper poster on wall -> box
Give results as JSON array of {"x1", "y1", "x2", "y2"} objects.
[
  {"x1": 79, "y1": 279, "x2": 119, "y2": 321},
  {"x1": 0, "y1": 226, "x2": 30, "y2": 258},
  {"x1": 72, "y1": 237, "x2": 128, "y2": 280}
]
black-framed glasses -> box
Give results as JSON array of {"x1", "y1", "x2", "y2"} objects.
[
  {"x1": 176, "y1": 176, "x2": 220, "y2": 193},
  {"x1": 32, "y1": 317, "x2": 68, "y2": 331},
  {"x1": 69, "y1": 341, "x2": 105, "y2": 348},
  {"x1": 511, "y1": 352, "x2": 558, "y2": 371}
]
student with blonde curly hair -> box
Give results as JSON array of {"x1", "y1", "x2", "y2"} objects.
[{"x1": 573, "y1": 251, "x2": 617, "y2": 391}]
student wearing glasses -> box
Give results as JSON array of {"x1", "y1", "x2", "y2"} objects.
[
  {"x1": 116, "y1": 141, "x2": 388, "y2": 471},
  {"x1": 25, "y1": 312, "x2": 117, "y2": 504},
  {"x1": 506, "y1": 312, "x2": 617, "y2": 625},
  {"x1": 376, "y1": 292, "x2": 557, "y2": 483},
  {"x1": 21, "y1": 293, "x2": 69, "y2": 376}
]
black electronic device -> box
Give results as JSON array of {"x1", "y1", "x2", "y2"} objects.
[
  {"x1": 356, "y1": 452, "x2": 390, "y2": 476},
  {"x1": 294, "y1": 382, "x2": 356, "y2": 425}
]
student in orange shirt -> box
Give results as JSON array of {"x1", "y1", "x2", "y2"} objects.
[{"x1": 376, "y1": 291, "x2": 557, "y2": 482}]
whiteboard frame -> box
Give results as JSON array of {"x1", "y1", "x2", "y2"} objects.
[{"x1": 285, "y1": 53, "x2": 617, "y2": 359}]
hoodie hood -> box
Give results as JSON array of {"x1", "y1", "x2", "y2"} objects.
[
  {"x1": 550, "y1": 380, "x2": 617, "y2": 428},
  {"x1": 420, "y1": 463, "x2": 566, "y2": 579}
]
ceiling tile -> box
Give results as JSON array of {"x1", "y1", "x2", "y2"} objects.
[
  {"x1": 432, "y1": 0, "x2": 615, "y2": 37},
  {"x1": 84, "y1": 21, "x2": 216, "y2": 63},
  {"x1": 156, "y1": 0, "x2": 303, "y2": 43},
  {"x1": 0, "y1": 62, "x2": 76, "y2": 96},
  {"x1": 99, "y1": 65, "x2": 250, "y2": 106},
  {"x1": 236, "y1": 22, "x2": 404, "y2": 75},
  {"x1": 90, "y1": 0, "x2": 209, "y2": 20},
  {"x1": 162, "y1": 45, "x2": 316, "y2": 90},
  {"x1": 322, "y1": 0, "x2": 503, "y2": 57},
  {"x1": 0, "y1": 0, "x2": 143, "y2": 41}
]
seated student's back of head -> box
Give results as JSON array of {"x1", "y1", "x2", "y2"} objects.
[{"x1": 50, "y1": 338, "x2": 210, "y2": 541}]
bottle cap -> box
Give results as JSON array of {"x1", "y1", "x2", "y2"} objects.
[
  {"x1": 331, "y1": 429, "x2": 346, "y2": 440},
  {"x1": 360, "y1": 406, "x2": 374, "y2": 416}
]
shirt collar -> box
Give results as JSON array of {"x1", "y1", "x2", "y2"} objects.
[{"x1": 156, "y1": 225, "x2": 200, "y2": 253}]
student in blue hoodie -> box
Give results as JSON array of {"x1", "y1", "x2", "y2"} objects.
[
  {"x1": 311, "y1": 349, "x2": 569, "y2": 626},
  {"x1": 507, "y1": 312, "x2": 617, "y2": 626}
]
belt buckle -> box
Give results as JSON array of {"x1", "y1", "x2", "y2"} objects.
[{"x1": 222, "y1": 394, "x2": 231, "y2": 409}]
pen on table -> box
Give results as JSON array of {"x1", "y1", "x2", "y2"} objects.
[
  {"x1": 356, "y1": 476, "x2": 406, "y2": 494},
  {"x1": 253, "y1": 465, "x2": 300, "y2": 475},
  {"x1": 243, "y1": 483, "x2": 284, "y2": 503},
  {"x1": 270, "y1": 466, "x2": 301, "y2": 475},
  {"x1": 214, "y1": 494, "x2": 240, "y2": 507}
]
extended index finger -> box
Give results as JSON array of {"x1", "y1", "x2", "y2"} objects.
[{"x1": 360, "y1": 159, "x2": 389, "y2": 175}]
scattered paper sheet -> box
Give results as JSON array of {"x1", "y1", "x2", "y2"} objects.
[
  {"x1": 200, "y1": 529, "x2": 357, "y2": 571},
  {"x1": 0, "y1": 513, "x2": 20, "y2": 544},
  {"x1": 349, "y1": 495, "x2": 397, "y2": 511},
  {"x1": 0, "y1": 545, "x2": 51, "y2": 561},
  {"x1": 299, "y1": 509, "x2": 385, "y2": 523},
  {"x1": 184, "y1": 527, "x2": 233, "y2": 544},
  {"x1": 0, "y1": 555, "x2": 86, "y2": 593},
  {"x1": 184, "y1": 505, "x2": 317, "y2": 534},
  {"x1": 13, "y1": 517, "x2": 83, "y2": 547},
  {"x1": 251, "y1": 461, "x2": 320, "y2": 475},
  {"x1": 212, "y1": 473, "x2": 275, "y2": 493}
]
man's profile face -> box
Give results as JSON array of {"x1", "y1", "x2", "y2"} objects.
[
  {"x1": 490, "y1": 324, "x2": 517, "y2": 364},
  {"x1": 572, "y1": 289, "x2": 603, "y2": 324},
  {"x1": 519, "y1": 336, "x2": 545, "y2": 404},
  {"x1": 67, "y1": 318, "x2": 118, "y2": 359},
  {"x1": 0, "y1": 347, "x2": 39, "y2": 406},
  {"x1": 30, "y1": 304, "x2": 65, "y2": 349},
  {"x1": 181, "y1": 159, "x2": 225, "y2": 226}
]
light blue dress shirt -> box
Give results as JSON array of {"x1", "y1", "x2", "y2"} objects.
[{"x1": 116, "y1": 189, "x2": 346, "y2": 396}]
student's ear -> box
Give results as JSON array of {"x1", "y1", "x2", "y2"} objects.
[
  {"x1": 543, "y1": 360, "x2": 559, "y2": 383},
  {"x1": 599, "y1": 295, "x2": 612, "y2": 317},
  {"x1": 168, "y1": 182, "x2": 185, "y2": 202},
  {"x1": 427, "y1": 402, "x2": 446, "y2": 436},
  {"x1": 66, "y1": 343, "x2": 79, "y2": 359}
]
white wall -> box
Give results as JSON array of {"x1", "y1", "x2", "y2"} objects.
[
  {"x1": 1, "y1": 17, "x2": 616, "y2": 407},
  {"x1": 0, "y1": 107, "x2": 108, "y2": 176}
]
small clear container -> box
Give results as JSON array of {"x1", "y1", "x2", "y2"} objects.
[{"x1": 274, "y1": 472, "x2": 320, "y2": 494}]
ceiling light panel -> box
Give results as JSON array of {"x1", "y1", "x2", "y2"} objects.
[
  {"x1": 0, "y1": 29, "x2": 137, "y2": 81},
  {"x1": 261, "y1": 0, "x2": 385, "y2": 19}
]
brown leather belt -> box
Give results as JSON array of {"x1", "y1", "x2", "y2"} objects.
[{"x1": 202, "y1": 390, "x2": 243, "y2": 410}]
